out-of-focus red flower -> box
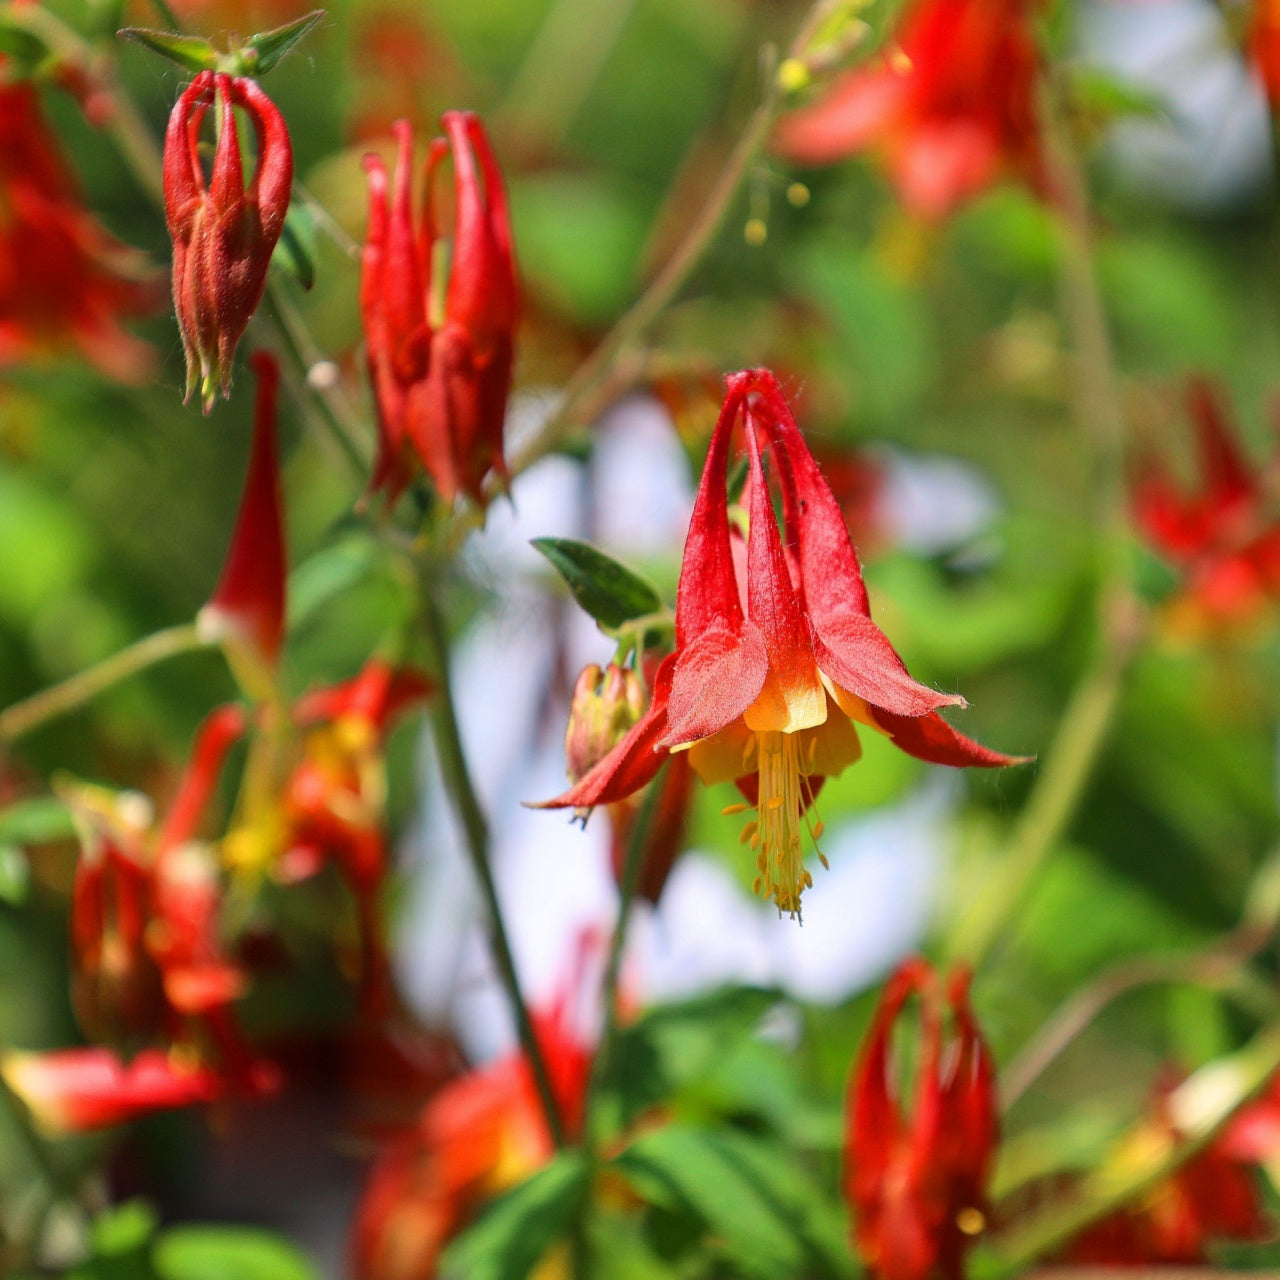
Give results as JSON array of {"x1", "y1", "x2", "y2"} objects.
[
  {"x1": 1063, "y1": 1073, "x2": 1268, "y2": 1264},
  {"x1": 773, "y1": 0, "x2": 1043, "y2": 219},
  {"x1": 163, "y1": 71, "x2": 292, "y2": 412},
  {"x1": 845, "y1": 959, "x2": 998, "y2": 1280},
  {"x1": 1131, "y1": 378, "x2": 1280, "y2": 632},
  {"x1": 361, "y1": 112, "x2": 518, "y2": 506},
  {"x1": 1, "y1": 1048, "x2": 223, "y2": 1135},
  {"x1": 197, "y1": 352, "x2": 287, "y2": 682},
  {"x1": 1250, "y1": 0, "x2": 1280, "y2": 108},
  {"x1": 542, "y1": 369, "x2": 1022, "y2": 917},
  {"x1": 0, "y1": 76, "x2": 156, "y2": 379},
  {"x1": 350, "y1": 978, "x2": 592, "y2": 1280}
]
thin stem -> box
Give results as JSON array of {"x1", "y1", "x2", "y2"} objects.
[
  {"x1": 946, "y1": 70, "x2": 1138, "y2": 969},
  {"x1": 0, "y1": 623, "x2": 207, "y2": 745},
  {"x1": 146, "y1": 0, "x2": 181, "y2": 30},
  {"x1": 418, "y1": 588, "x2": 566, "y2": 1147},
  {"x1": 987, "y1": 1019, "x2": 1280, "y2": 1275},
  {"x1": 494, "y1": 0, "x2": 641, "y2": 150},
  {"x1": 502, "y1": 43, "x2": 785, "y2": 484}
]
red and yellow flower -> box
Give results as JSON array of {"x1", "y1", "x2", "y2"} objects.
[{"x1": 543, "y1": 369, "x2": 1020, "y2": 916}]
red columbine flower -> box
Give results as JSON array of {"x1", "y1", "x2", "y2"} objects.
[
  {"x1": 1250, "y1": 0, "x2": 1280, "y2": 108},
  {"x1": 542, "y1": 369, "x2": 1021, "y2": 917},
  {"x1": 163, "y1": 71, "x2": 293, "y2": 412},
  {"x1": 1131, "y1": 377, "x2": 1280, "y2": 632},
  {"x1": 197, "y1": 352, "x2": 287, "y2": 686},
  {"x1": 0, "y1": 76, "x2": 156, "y2": 379},
  {"x1": 846, "y1": 959, "x2": 998, "y2": 1280},
  {"x1": 773, "y1": 0, "x2": 1042, "y2": 219},
  {"x1": 361, "y1": 111, "x2": 518, "y2": 505},
  {"x1": 1, "y1": 1047, "x2": 222, "y2": 1135}
]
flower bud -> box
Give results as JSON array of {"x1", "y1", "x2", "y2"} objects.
[
  {"x1": 564, "y1": 663, "x2": 646, "y2": 786},
  {"x1": 163, "y1": 71, "x2": 293, "y2": 412}
]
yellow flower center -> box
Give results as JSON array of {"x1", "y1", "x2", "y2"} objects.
[{"x1": 741, "y1": 730, "x2": 827, "y2": 918}]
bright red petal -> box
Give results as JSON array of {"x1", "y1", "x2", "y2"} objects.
[
  {"x1": 870, "y1": 706, "x2": 1028, "y2": 768},
  {"x1": 772, "y1": 67, "x2": 909, "y2": 166},
  {"x1": 663, "y1": 623, "x2": 769, "y2": 745}
]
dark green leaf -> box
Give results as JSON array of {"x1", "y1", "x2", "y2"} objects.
[
  {"x1": 612, "y1": 1125, "x2": 853, "y2": 1279},
  {"x1": 440, "y1": 1151, "x2": 588, "y2": 1280},
  {"x1": 601, "y1": 986, "x2": 779, "y2": 1126},
  {"x1": 154, "y1": 1227, "x2": 317, "y2": 1280},
  {"x1": 239, "y1": 10, "x2": 325, "y2": 76},
  {"x1": 271, "y1": 203, "x2": 316, "y2": 291},
  {"x1": 531, "y1": 537, "x2": 662, "y2": 630},
  {"x1": 117, "y1": 28, "x2": 219, "y2": 73},
  {"x1": 0, "y1": 796, "x2": 75, "y2": 846}
]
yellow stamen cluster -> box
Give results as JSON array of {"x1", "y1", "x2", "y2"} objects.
[{"x1": 734, "y1": 729, "x2": 828, "y2": 918}]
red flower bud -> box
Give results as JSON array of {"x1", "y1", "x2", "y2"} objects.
[
  {"x1": 197, "y1": 352, "x2": 287, "y2": 681},
  {"x1": 845, "y1": 959, "x2": 998, "y2": 1280},
  {"x1": 361, "y1": 112, "x2": 517, "y2": 505},
  {"x1": 163, "y1": 71, "x2": 293, "y2": 412}
]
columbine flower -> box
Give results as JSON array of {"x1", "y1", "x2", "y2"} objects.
[
  {"x1": 163, "y1": 71, "x2": 293, "y2": 412},
  {"x1": 361, "y1": 112, "x2": 518, "y2": 505},
  {"x1": 1131, "y1": 377, "x2": 1280, "y2": 632},
  {"x1": 846, "y1": 959, "x2": 998, "y2": 1280},
  {"x1": 197, "y1": 351, "x2": 287, "y2": 689},
  {"x1": 0, "y1": 76, "x2": 156, "y2": 379},
  {"x1": 772, "y1": 0, "x2": 1042, "y2": 219},
  {"x1": 1250, "y1": 0, "x2": 1280, "y2": 108},
  {"x1": 542, "y1": 369, "x2": 1020, "y2": 917}
]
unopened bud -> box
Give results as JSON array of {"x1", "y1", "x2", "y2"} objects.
[{"x1": 564, "y1": 663, "x2": 645, "y2": 785}]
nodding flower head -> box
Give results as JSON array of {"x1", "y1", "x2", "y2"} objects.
[{"x1": 163, "y1": 71, "x2": 293, "y2": 412}]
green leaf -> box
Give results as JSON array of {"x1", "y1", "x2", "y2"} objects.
[
  {"x1": 287, "y1": 536, "x2": 383, "y2": 629},
  {"x1": 440, "y1": 1151, "x2": 588, "y2": 1280},
  {"x1": 0, "y1": 20, "x2": 50, "y2": 69},
  {"x1": 91, "y1": 1201, "x2": 159, "y2": 1256},
  {"x1": 271, "y1": 203, "x2": 316, "y2": 291},
  {"x1": 154, "y1": 1227, "x2": 317, "y2": 1280},
  {"x1": 1067, "y1": 65, "x2": 1169, "y2": 127},
  {"x1": 612, "y1": 1125, "x2": 853, "y2": 1279},
  {"x1": 0, "y1": 844, "x2": 29, "y2": 905},
  {"x1": 601, "y1": 986, "x2": 779, "y2": 1126},
  {"x1": 0, "y1": 796, "x2": 75, "y2": 846},
  {"x1": 239, "y1": 10, "x2": 325, "y2": 76},
  {"x1": 117, "y1": 28, "x2": 219, "y2": 73},
  {"x1": 531, "y1": 538, "x2": 663, "y2": 631}
]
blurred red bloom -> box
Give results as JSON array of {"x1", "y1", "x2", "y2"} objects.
[
  {"x1": 845, "y1": 959, "x2": 998, "y2": 1280},
  {"x1": 1, "y1": 1048, "x2": 223, "y2": 1135},
  {"x1": 773, "y1": 0, "x2": 1043, "y2": 219},
  {"x1": 1131, "y1": 378, "x2": 1280, "y2": 630},
  {"x1": 0, "y1": 77, "x2": 155, "y2": 379},
  {"x1": 542, "y1": 369, "x2": 1021, "y2": 917},
  {"x1": 350, "y1": 980, "x2": 592, "y2": 1280},
  {"x1": 163, "y1": 71, "x2": 293, "y2": 411},
  {"x1": 361, "y1": 112, "x2": 518, "y2": 506},
  {"x1": 1250, "y1": 0, "x2": 1280, "y2": 108},
  {"x1": 198, "y1": 352, "x2": 287, "y2": 681},
  {"x1": 1063, "y1": 1073, "x2": 1268, "y2": 1264}
]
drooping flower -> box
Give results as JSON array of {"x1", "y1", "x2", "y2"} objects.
[
  {"x1": 350, "y1": 964, "x2": 592, "y2": 1280},
  {"x1": 361, "y1": 112, "x2": 518, "y2": 506},
  {"x1": 542, "y1": 369, "x2": 1022, "y2": 917},
  {"x1": 772, "y1": 0, "x2": 1043, "y2": 219},
  {"x1": 163, "y1": 71, "x2": 293, "y2": 412},
  {"x1": 0, "y1": 76, "x2": 156, "y2": 379},
  {"x1": 197, "y1": 351, "x2": 287, "y2": 686},
  {"x1": 1131, "y1": 377, "x2": 1280, "y2": 632},
  {"x1": 845, "y1": 959, "x2": 998, "y2": 1280}
]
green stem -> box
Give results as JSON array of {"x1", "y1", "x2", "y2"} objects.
[
  {"x1": 986, "y1": 1019, "x2": 1280, "y2": 1275},
  {"x1": 418, "y1": 589, "x2": 566, "y2": 1148},
  {"x1": 0, "y1": 623, "x2": 207, "y2": 745},
  {"x1": 502, "y1": 43, "x2": 785, "y2": 484},
  {"x1": 946, "y1": 71, "x2": 1138, "y2": 969}
]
